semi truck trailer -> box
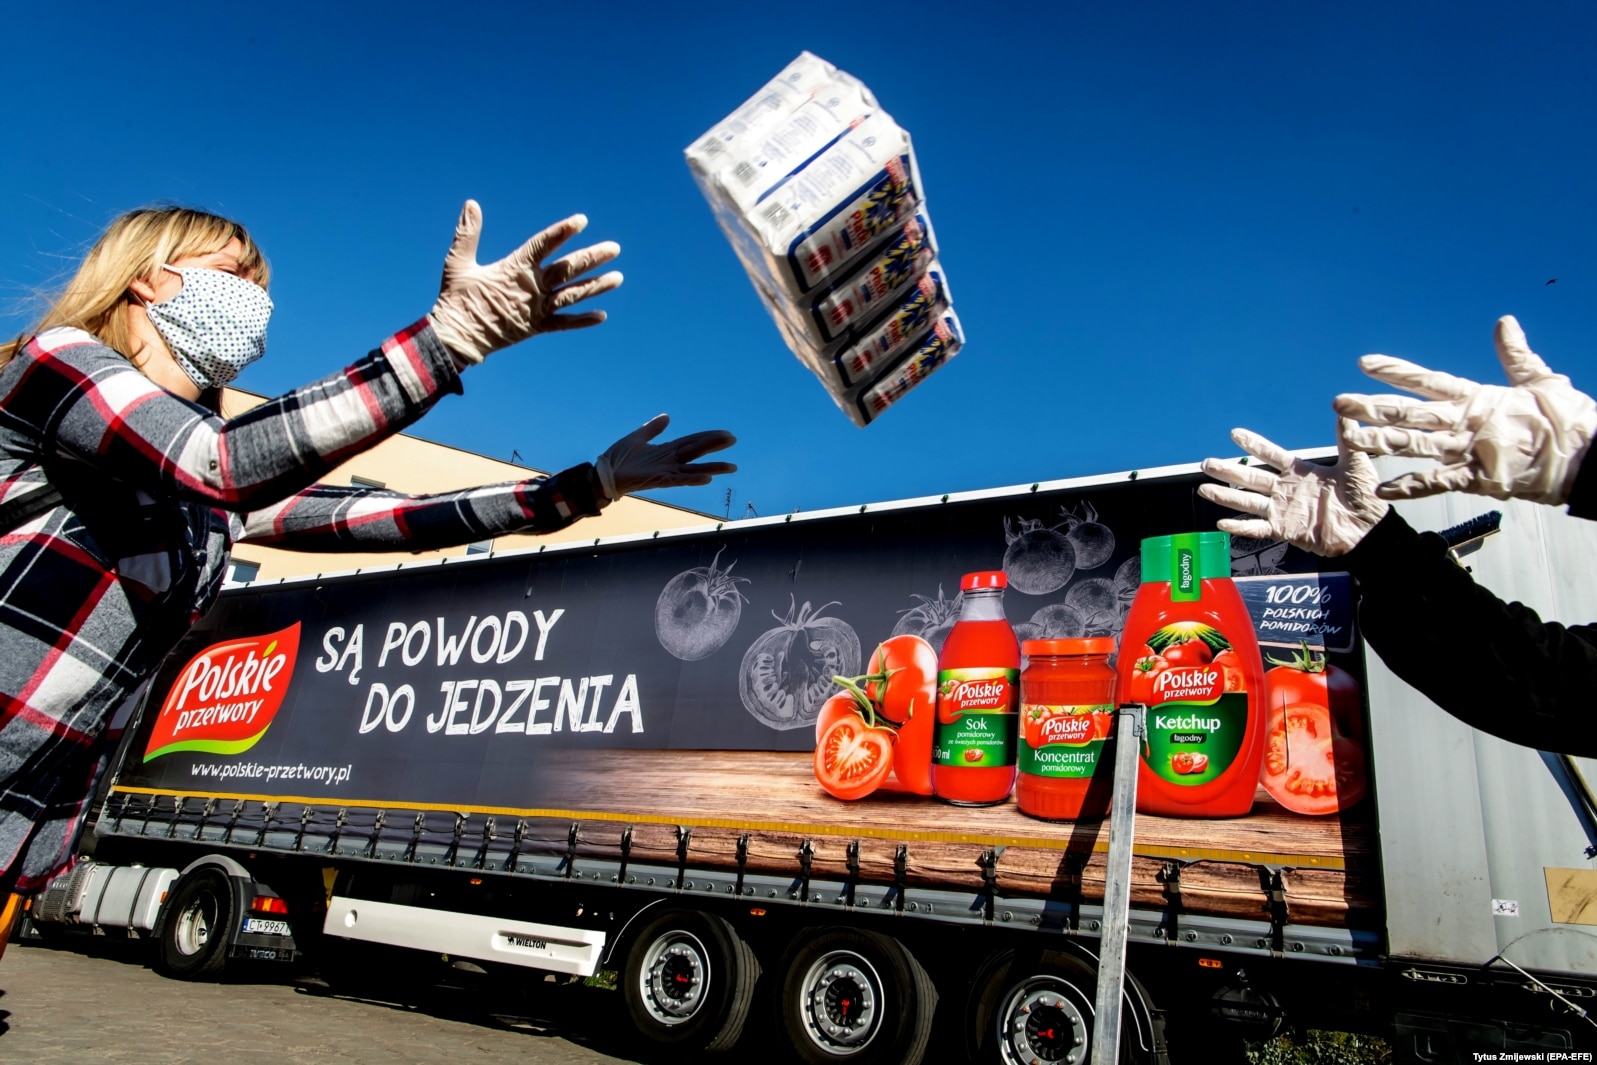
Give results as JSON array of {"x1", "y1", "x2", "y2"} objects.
[{"x1": 29, "y1": 453, "x2": 1597, "y2": 1063}]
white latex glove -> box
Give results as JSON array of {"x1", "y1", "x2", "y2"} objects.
[
  {"x1": 1198, "y1": 420, "x2": 1389, "y2": 557},
  {"x1": 1333, "y1": 316, "x2": 1597, "y2": 505},
  {"x1": 595, "y1": 415, "x2": 738, "y2": 501},
  {"x1": 428, "y1": 200, "x2": 623, "y2": 365}
]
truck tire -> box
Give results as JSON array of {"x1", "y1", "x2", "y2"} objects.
[
  {"x1": 154, "y1": 868, "x2": 235, "y2": 981},
  {"x1": 621, "y1": 910, "x2": 759, "y2": 1055},
  {"x1": 970, "y1": 949, "x2": 1162, "y2": 1065},
  {"x1": 777, "y1": 927, "x2": 937, "y2": 1065}
]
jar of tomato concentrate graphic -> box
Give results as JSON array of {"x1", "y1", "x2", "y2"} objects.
[
  {"x1": 1117, "y1": 532, "x2": 1266, "y2": 818},
  {"x1": 932, "y1": 571, "x2": 1021, "y2": 805},
  {"x1": 1017, "y1": 638, "x2": 1117, "y2": 821}
]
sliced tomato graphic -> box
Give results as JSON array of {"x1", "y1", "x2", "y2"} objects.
[
  {"x1": 1263, "y1": 643, "x2": 1364, "y2": 742},
  {"x1": 815, "y1": 691, "x2": 862, "y2": 743},
  {"x1": 1211, "y1": 649, "x2": 1247, "y2": 693},
  {"x1": 814, "y1": 717, "x2": 895, "y2": 801},
  {"x1": 1260, "y1": 702, "x2": 1368, "y2": 816}
]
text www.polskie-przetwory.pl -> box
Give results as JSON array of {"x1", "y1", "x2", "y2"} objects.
[{"x1": 189, "y1": 761, "x2": 353, "y2": 786}]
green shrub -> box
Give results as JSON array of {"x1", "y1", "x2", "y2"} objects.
[
  {"x1": 581, "y1": 968, "x2": 618, "y2": 991},
  {"x1": 1248, "y1": 1029, "x2": 1392, "y2": 1065}
]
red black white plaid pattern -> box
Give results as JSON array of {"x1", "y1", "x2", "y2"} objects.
[
  {"x1": 0, "y1": 322, "x2": 601, "y2": 891},
  {"x1": 242, "y1": 464, "x2": 600, "y2": 552}
]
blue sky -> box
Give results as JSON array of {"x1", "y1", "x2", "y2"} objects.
[{"x1": 3, "y1": 1, "x2": 1592, "y2": 520}]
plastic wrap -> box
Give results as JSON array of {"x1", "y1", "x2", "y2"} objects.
[{"x1": 687, "y1": 52, "x2": 962, "y2": 425}]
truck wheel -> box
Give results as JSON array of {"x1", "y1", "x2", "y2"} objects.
[
  {"x1": 621, "y1": 910, "x2": 759, "y2": 1055},
  {"x1": 971, "y1": 950, "x2": 1161, "y2": 1065},
  {"x1": 154, "y1": 869, "x2": 235, "y2": 981},
  {"x1": 778, "y1": 928, "x2": 937, "y2": 1065}
]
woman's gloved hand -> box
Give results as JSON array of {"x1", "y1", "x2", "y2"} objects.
[
  {"x1": 428, "y1": 200, "x2": 623, "y2": 365},
  {"x1": 1334, "y1": 315, "x2": 1597, "y2": 505},
  {"x1": 595, "y1": 415, "x2": 738, "y2": 501},
  {"x1": 1198, "y1": 419, "x2": 1389, "y2": 557}
]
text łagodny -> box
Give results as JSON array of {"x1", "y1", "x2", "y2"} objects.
[{"x1": 314, "y1": 610, "x2": 643, "y2": 737}]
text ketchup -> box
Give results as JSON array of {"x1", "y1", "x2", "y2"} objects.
[
  {"x1": 1118, "y1": 532, "x2": 1266, "y2": 818},
  {"x1": 1017, "y1": 638, "x2": 1117, "y2": 821},
  {"x1": 932, "y1": 571, "x2": 1021, "y2": 805}
]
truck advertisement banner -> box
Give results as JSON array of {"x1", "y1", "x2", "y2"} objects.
[{"x1": 115, "y1": 473, "x2": 1377, "y2": 926}]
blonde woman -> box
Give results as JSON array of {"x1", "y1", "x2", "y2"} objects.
[{"x1": 0, "y1": 202, "x2": 736, "y2": 901}]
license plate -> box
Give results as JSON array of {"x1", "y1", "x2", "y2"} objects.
[{"x1": 243, "y1": 918, "x2": 291, "y2": 937}]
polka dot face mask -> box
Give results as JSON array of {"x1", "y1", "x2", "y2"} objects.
[{"x1": 142, "y1": 265, "x2": 273, "y2": 389}]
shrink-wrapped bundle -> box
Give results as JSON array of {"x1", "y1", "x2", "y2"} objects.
[{"x1": 687, "y1": 52, "x2": 962, "y2": 425}]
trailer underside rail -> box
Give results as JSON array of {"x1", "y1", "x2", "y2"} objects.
[{"x1": 99, "y1": 785, "x2": 1382, "y2": 965}]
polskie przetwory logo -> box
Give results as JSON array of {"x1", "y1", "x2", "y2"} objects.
[{"x1": 144, "y1": 623, "x2": 301, "y2": 761}]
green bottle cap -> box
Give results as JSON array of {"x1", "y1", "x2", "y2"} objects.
[{"x1": 1140, "y1": 532, "x2": 1231, "y2": 601}]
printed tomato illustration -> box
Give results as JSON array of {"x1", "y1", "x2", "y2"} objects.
[
  {"x1": 1126, "y1": 653, "x2": 1167, "y2": 705},
  {"x1": 1091, "y1": 709, "x2": 1114, "y2": 741},
  {"x1": 1021, "y1": 705, "x2": 1049, "y2": 748},
  {"x1": 144, "y1": 623, "x2": 301, "y2": 761},
  {"x1": 1185, "y1": 752, "x2": 1209, "y2": 774},
  {"x1": 1031, "y1": 710, "x2": 1096, "y2": 748},
  {"x1": 1145, "y1": 622, "x2": 1228, "y2": 667},
  {"x1": 654, "y1": 546, "x2": 750, "y2": 661},
  {"x1": 739, "y1": 598, "x2": 861, "y2": 730},
  {"x1": 1060, "y1": 501, "x2": 1115, "y2": 570},
  {"x1": 1170, "y1": 751, "x2": 1198, "y2": 775},
  {"x1": 1027, "y1": 602, "x2": 1086, "y2": 641},
  {"x1": 1260, "y1": 701, "x2": 1368, "y2": 816},
  {"x1": 1063, "y1": 578, "x2": 1119, "y2": 636},
  {"x1": 937, "y1": 678, "x2": 964, "y2": 724},
  {"x1": 1112, "y1": 555, "x2": 1141, "y2": 619},
  {"x1": 814, "y1": 691, "x2": 863, "y2": 743},
  {"x1": 1002, "y1": 515, "x2": 1076, "y2": 595},
  {"x1": 1212, "y1": 649, "x2": 1246, "y2": 693},
  {"x1": 1162, "y1": 638, "x2": 1213, "y2": 666},
  {"x1": 963, "y1": 749, "x2": 985, "y2": 763},
  {"x1": 814, "y1": 716, "x2": 895, "y2": 801},
  {"x1": 865, "y1": 636, "x2": 936, "y2": 727},
  {"x1": 888, "y1": 586, "x2": 963, "y2": 654},
  {"x1": 864, "y1": 636, "x2": 937, "y2": 795},
  {"x1": 1264, "y1": 642, "x2": 1363, "y2": 742},
  {"x1": 1021, "y1": 705, "x2": 1080, "y2": 748}
]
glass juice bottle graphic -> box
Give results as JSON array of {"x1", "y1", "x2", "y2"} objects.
[{"x1": 933, "y1": 571, "x2": 1021, "y2": 805}]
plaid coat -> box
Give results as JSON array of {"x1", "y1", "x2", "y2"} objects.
[{"x1": 0, "y1": 321, "x2": 603, "y2": 890}]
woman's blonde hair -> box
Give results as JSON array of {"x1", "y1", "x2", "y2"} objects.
[{"x1": 1, "y1": 206, "x2": 269, "y2": 367}]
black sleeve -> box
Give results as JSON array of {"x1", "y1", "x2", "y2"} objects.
[
  {"x1": 1565, "y1": 452, "x2": 1597, "y2": 522},
  {"x1": 1340, "y1": 507, "x2": 1597, "y2": 757}
]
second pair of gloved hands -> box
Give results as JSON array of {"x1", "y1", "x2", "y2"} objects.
[{"x1": 1201, "y1": 316, "x2": 1597, "y2": 556}]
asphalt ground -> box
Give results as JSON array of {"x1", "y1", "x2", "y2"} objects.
[
  {"x1": 1, "y1": 929, "x2": 1295, "y2": 1064},
  {"x1": 0, "y1": 936, "x2": 657, "y2": 1065}
]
